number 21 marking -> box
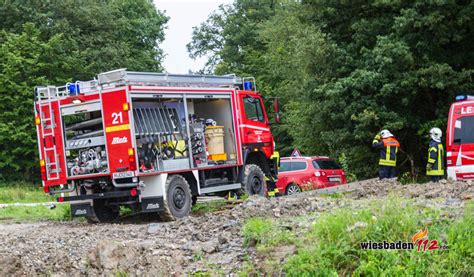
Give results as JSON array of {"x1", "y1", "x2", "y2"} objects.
[{"x1": 112, "y1": 112, "x2": 123, "y2": 124}]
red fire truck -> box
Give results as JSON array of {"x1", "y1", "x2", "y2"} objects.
[
  {"x1": 34, "y1": 69, "x2": 279, "y2": 222},
  {"x1": 446, "y1": 95, "x2": 474, "y2": 180}
]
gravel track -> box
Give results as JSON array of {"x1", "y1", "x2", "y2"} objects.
[{"x1": 0, "y1": 180, "x2": 472, "y2": 276}]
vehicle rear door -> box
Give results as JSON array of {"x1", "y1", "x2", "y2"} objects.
[
  {"x1": 101, "y1": 89, "x2": 135, "y2": 181},
  {"x1": 290, "y1": 160, "x2": 312, "y2": 190},
  {"x1": 313, "y1": 159, "x2": 343, "y2": 187}
]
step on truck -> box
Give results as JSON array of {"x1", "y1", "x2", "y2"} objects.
[{"x1": 34, "y1": 69, "x2": 279, "y2": 222}]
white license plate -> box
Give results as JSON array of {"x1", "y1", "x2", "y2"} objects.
[
  {"x1": 328, "y1": 176, "x2": 341, "y2": 182},
  {"x1": 113, "y1": 171, "x2": 134, "y2": 179}
]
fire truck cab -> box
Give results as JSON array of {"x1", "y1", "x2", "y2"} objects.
[
  {"x1": 446, "y1": 95, "x2": 474, "y2": 180},
  {"x1": 34, "y1": 69, "x2": 279, "y2": 222}
]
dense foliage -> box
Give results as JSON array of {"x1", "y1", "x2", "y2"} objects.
[
  {"x1": 189, "y1": 0, "x2": 474, "y2": 179},
  {"x1": 0, "y1": 0, "x2": 167, "y2": 180}
]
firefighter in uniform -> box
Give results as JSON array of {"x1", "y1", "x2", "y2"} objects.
[
  {"x1": 426, "y1": 127, "x2": 445, "y2": 182},
  {"x1": 372, "y1": 130, "x2": 400, "y2": 179}
]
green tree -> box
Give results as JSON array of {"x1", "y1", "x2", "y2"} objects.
[
  {"x1": 189, "y1": 0, "x2": 474, "y2": 179},
  {"x1": 0, "y1": 25, "x2": 68, "y2": 180},
  {"x1": 0, "y1": 0, "x2": 168, "y2": 180}
]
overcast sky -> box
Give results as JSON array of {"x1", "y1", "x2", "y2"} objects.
[{"x1": 154, "y1": 0, "x2": 233, "y2": 74}]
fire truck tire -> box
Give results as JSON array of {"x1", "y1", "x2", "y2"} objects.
[
  {"x1": 86, "y1": 199, "x2": 119, "y2": 223},
  {"x1": 241, "y1": 164, "x2": 267, "y2": 196},
  {"x1": 159, "y1": 175, "x2": 192, "y2": 221}
]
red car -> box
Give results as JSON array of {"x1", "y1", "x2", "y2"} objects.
[{"x1": 276, "y1": 156, "x2": 347, "y2": 195}]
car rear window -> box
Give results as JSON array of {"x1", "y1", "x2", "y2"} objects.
[
  {"x1": 313, "y1": 159, "x2": 342, "y2": 170},
  {"x1": 279, "y1": 161, "x2": 307, "y2": 172}
]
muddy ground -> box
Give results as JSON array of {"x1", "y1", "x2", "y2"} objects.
[{"x1": 0, "y1": 180, "x2": 473, "y2": 276}]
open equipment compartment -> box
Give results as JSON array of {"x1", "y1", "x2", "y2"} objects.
[
  {"x1": 132, "y1": 92, "x2": 238, "y2": 174},
  {"x1": 189, "y1": 96, "x2": 238, "y2": 165},
  {"x1": 61, "y1": 101, "x2": 108, "y2": 177},
  {"x1": 132, "y1": 96, "x2": 190, "y2": 172}
]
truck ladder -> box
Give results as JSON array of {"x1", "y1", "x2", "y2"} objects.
[
  {"x1": 35, "y1": 86, "x2": 61, "y2": 180},
  {"x1": 98, "y1": 68, "x2": 243, "y2": 89}
]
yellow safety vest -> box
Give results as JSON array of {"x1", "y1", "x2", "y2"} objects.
[{"x1": 427, "y1": 142, "x2": 444, "y2": 176}]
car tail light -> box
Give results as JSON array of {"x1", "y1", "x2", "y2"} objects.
[
  {"x1": 341, "y1": 171, "x2": 345, "y2": 175},
  {"x1": 128, "y1": 148, "x2": 137, "y2": 171},
  {"x1": 130, "y1": 188, "x2": 138, "y2": 197},
  {"x1": 40, "y1": 159, "x2": 47, "y2": 180},
  {"x1": 58, "y1": 196, "x2": 64, "y2": 203}
]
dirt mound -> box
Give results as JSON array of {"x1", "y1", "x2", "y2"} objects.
[{"x1": 351, "y1": 179, "x2": 474, "y2": 200}]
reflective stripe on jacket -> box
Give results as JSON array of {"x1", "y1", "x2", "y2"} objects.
[
  {"x1": 427, "y1": 140, "x2": 445, "y2": 176},
  {"x1": 372, "y1": 137, "x2": 400, "y2": 167}
]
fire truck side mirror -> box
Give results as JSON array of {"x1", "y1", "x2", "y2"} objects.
[{"x1": 273, "y1": 97, "x2": 281, "y2": 124}]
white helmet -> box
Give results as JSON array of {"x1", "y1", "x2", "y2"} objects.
[
  {"x1": 380, "y1": 129, "x2": 393, "y2": 139},
  {"x1": 430, "y1": 127, "x2": 442, "y2": 142}
]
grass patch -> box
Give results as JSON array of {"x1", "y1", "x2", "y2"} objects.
[
  {"x1": 0, "y1": 204, "x2": 70, "y2": 221},
  {"x1": 0, "y1": 182, "x2": 54, "y2": 203},
  {"x1": 119, "y1": 206, "x2": 134, "y2": 217},
  {"x1": 241, "y1": 197, "x2": 473, "y2": 276},
  {"x1": 242, "y1": 217, "x2": 295, "y2": 247},
  {"x1": 319, "y1": 192, "x2": 344, "y2": 199},
  {"x1": 192, "y1": 199, "x2": 227, "y2": 214},
  {"x1": 284, "y1": 199, "x2": 474, "y2": 276}
]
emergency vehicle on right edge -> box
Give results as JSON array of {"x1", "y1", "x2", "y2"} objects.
[{"x1": 446, "y1": 95, "x2": 474, "y2": 180}]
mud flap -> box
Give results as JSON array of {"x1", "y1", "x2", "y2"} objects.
[
  {"x1": 141, "y1": 197, "x2": 165, "y2": 212},
  {"x1": 70, "y1": 203, "x2": 92, "y2": 217}
]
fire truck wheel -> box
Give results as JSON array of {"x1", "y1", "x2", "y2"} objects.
[
  {"x1": 159, "y1": 175, "x2": 192, "y2": 221},
  {"x1": 242, "y1": 164, "x2": 267, "y2": 196},
  {"x1": 86, "y1": 199, "x2": 119, "y2": 223}
]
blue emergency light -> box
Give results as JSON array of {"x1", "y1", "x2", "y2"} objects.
[
  {"x1": 455, "y1": 95, "x2": 474, "y2": 102},
  {"x1": 68, "y1": 83, "x2": 80, "y2": 95},
  {"x1": 244, "y1": 81, "x2": 253, "y2": 90}
]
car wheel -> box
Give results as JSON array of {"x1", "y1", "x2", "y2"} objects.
[{"x1": 286, "y1": 183, "x2": 301, "y2": 195}]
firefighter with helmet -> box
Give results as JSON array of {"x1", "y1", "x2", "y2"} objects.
[
  {"x1": 372, "y1": 129, "x2": 400, "y2": 179},
  {"x1": 426, "y1": 127, "x2": 445, "y2": 182}
]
